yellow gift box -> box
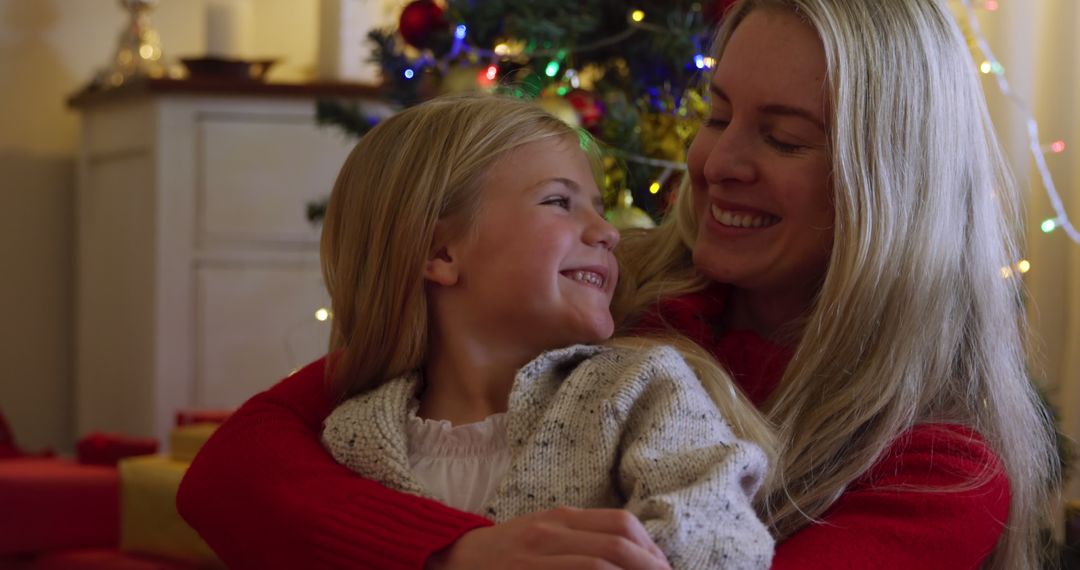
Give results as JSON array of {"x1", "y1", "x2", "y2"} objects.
[
  {"x1": 118, "y1": 455, "x2": 223, "y2": 568},
  {"x1": 170, "y1": 422, "x2": 219, "y2": 463}
]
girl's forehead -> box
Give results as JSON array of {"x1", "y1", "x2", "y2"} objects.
[{"x1": 481, "y1": 139, "x2": 598, "y2": 191}]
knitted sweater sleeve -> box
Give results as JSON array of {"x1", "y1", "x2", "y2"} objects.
[
  {"x1": 771, "y1": 424, "x2": 1010, "y2": 569},
  {"x1": 612, "y1": 346, "x2": 775, "y2": 570},
  {"x1": 176, "y1": 357, "x2": 492, "y2": 570}
]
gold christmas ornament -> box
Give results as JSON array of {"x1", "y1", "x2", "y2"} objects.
[
  {"x1": 438, "y1": 65, "x2": 482, "y2": 94},
  {"x1": 638, "y1": 90, "x2": 708, "y2": 163},
  {"x1": 536, "y1": 93, "x2": 581, "y2": 127},
  {"x1": 605, "y1": 189, "x2": 656, "y2": 230}
]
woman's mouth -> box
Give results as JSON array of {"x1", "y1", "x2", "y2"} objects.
[{"x1": 710, "y1": 205, "x2": 780, "y2": 229}]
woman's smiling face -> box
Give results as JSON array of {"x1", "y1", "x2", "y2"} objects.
[{"x1": 687, "y1": 7, "x2": 834, "y2": 298}]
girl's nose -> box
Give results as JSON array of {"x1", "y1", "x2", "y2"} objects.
[{"x1": 585, "y1": 211, "x2": 620, "y2": 251}]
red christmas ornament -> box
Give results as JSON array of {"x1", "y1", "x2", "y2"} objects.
[
  {"x1": 399, "y1": 0, "x2": 447, "y2": 49},
  {"x1": 565, "y1": 89, "x2": 604, "y2": 130}
]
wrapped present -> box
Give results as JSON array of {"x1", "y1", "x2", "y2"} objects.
[
  {"x1": 168, "y1": 423, "x2": 219, "y2": 463},
  {"x1": 31, "y1": 547, "x2": 206, "y2": 569},
  {"x1": 118, "y1": 456, "x2": 223, "y2": 568},
  {"x1": 0, "y1": 458, "x2": 119, "y2": 555},
  {"x1": 77, "y1": 433, "x2": 159, "y2": 466},
  {"x1": 174, "y1": 409, "x2": 233, "y2": 428}
]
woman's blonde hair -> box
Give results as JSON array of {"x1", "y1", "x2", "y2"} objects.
[
  {"x1": 321, "y1": 93, "x2": 597, "y2": 399},
  {"x1": 613, "y1": 1, "x2": 1060, "y2": 567}
]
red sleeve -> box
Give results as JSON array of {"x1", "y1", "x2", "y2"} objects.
[
  {"x1": 176, "y1": 357, "x2": 493, "y2": 570},
  {"x1": 772, "y1": 424, "x2": 1009, "y2": 569}
]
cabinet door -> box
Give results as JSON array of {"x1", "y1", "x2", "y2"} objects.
[
  {"x1": 195, "y1": 262, "x2": 331, "y2": 408},
  {"x1": 197, "y1": 114, "x2": 353, "y2": 248}
]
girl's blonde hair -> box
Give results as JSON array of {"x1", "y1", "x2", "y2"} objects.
[{"x1": 613, "y1": 1, "x2": 1059, "y2": 568}]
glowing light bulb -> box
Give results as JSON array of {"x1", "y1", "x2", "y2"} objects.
[
  {"x1": 979, "y1": 61, "x2": 993, "y2": 74},
  {"x1": 1017, "y1": 260, "x2": 1031, "y2": 274},
  {"x1": 631, "y1": 10, "x2": 646, "y2": 22},
  {"x1": 455, "y1": 25, "x2": 467, "y2": 40},
  {"x1": 649, "y1": 182, "x2": 662, "y2": 194},
  {"x1": 544, "y1": 60, "x2": 560, "y2": 77},
  {"x1": 315, "y1": 308, "x2": 330, "y2": 322},
  {"x1": 703, "y1": 57, "x2": 716, "y2": 68},
  {"x1": 990, "y1": 61, "x2": 1005, "y2": 75},
  {"x1": 1041, "y1": 219, "x2": 1058, "y2": 233},
  {"x1": 567, "y1": 68, "x2": 581, "y2": 88},
  {"x1": 477, "y1": 65, "x2": 498, "y2": 88},
  {"x1": 1051, "y1": 140, "x2": 1066, "y2": 153},
  {"x1": 494, "y1": 43, "x2": 510, "y2": 56},
  {"x1": 403, "y1": 68, "x2": 415, "y2": 79},
  {"x1": 694, "y1": 54, "x2": 706, "y2": 69}
]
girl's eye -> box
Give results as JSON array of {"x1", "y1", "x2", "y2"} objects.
[
  {"x1": 705, "y1": 118, "x2": 730, "y2": 130},
  {"x1": 543, "y1": 196, "x2": 571, "y2": 209}
]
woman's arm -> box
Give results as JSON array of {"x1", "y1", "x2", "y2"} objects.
[
  {"x1": 178, "y1": 356, "x2": 673, "y2": 570},
  {"x1": 177, "y1": 357, "x2": 492, "y2": 569},
  {"x1": 772, "y1": 424, "x2": 1010, "y2": 569}
]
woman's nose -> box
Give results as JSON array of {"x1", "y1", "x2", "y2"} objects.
[
  {"x1": 702, "y1": 126, "x2": 756, "y2": 186},
  {"x1": 584, "y1": 211, "x2": 620, "y2": 251}
]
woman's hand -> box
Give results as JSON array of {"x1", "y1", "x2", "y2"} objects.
[{"x1": 428, "y1": 507, "x2": 672, "y2": 570}]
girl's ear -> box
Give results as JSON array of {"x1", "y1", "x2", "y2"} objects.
[{"x1": 424, "y1": 244, "x2": 460, "y2": 286}]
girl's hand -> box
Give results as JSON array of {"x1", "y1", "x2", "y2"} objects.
[{"x1": 428, "y1": 507, "x2": 672, "y2": 570}]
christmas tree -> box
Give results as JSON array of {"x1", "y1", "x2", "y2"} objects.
[{"x1": 310, "y1": 0, "x2": 735, "y2": 226}]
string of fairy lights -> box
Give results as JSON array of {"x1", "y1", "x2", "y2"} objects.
[
  {"x1": 305, "y1": 1, "x2": 1075, "y2": 323},
  {"x1": 396, "y1": 8, "x2": 698, "y2": 201},
  {"x1": 957, "y1": 0, "x2": 1079, "y2": 283}
]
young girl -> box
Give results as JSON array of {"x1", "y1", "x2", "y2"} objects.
[{"x1": 317, "y1": 92, "x2": 775, "y2": 570}]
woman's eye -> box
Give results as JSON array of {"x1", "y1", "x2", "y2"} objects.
[
  {"x1": 543, "y1": 196, "x2": 571, "y2": 209},
  {"x1": 767, "y1": 136, "x2": 805, "y2": 154},
  {"x1": 705, "y1": 118, "x2": 730, "y2": 130}
]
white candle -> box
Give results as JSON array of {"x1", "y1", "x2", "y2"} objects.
[{"x1": 206, "y1": 0, "x2": 254, "y2": 59}]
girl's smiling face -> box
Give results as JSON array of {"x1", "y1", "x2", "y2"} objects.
[
  {"x1": 439, "y1": 135, "x2": 620, "y2": 356},
  {"x1": 687, "y1": 8, "x2": 834, "y2": 299}
]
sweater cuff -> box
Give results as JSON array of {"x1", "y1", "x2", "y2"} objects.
[{"x1": 311, "y1": 488, "x2": 493, "y2": 569}]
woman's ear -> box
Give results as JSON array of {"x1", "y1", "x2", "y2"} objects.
[{"x1": 424, "y1": 240, "x2": 460, "y2": 287}]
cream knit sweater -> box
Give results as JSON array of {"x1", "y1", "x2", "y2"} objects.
[{"x1": 322, "y1": 344, "x2": 774, "y2": 569}]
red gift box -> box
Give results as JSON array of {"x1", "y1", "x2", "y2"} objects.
[
  {"x1": 76, "y1": 434, "x2": 158, "y2": 467},
  {"x1": 30, "y1": 547, "x2": 206, "y2": 569},
  {"x1": 174, "y1": 410, "x2": 233, "y2": 428},
  {"x1": 0, "y1": 458, "x2": 119, "y2": 556}
]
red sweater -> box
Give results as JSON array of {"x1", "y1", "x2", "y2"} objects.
[{"x1": 178, "y1": 287, "x2": 1010, "y2": 569}]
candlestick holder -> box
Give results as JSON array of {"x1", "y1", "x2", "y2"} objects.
[{"x1": 98, "y1": 0, "x2": 166, "y2": 87}]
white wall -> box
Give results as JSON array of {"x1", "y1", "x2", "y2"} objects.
[{"x1": 0, "y1": 0, "x2": 318, "y2": 453}]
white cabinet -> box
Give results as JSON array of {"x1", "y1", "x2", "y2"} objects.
[{"x1": 71, "y1": 80, "x2": 371, "y2": 444}]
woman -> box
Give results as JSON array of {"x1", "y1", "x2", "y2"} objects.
[{"x1": 177, "y1": 1, "x2": 1059, "y2": 568}]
